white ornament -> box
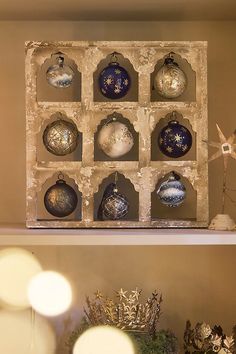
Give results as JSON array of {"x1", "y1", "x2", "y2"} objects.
[{"x1": 97, "y1": 121, "x2": 134, "y2": 158}]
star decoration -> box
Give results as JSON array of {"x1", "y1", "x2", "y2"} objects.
[
  {"x1": 206, "y1": 124, "x2": 236, "y2": 169},
  {"x1": 94, "y1": 290, "x2": 103, "y2": 299},
  {"x1": 116, "y1": 288, "x2": 127, "y2": 301},
  {"x1": 132, "y1": 288, "x2": 141, "y2": 301},
  {"x1": 174, "y1": 133, "x2": 182, "y2": 142},
  {"x1": 105, "y1": 77, "x2": 113, "y2": 85},
  {"x1": 166, "y1": 146, "x2": 173, "y2": 153}
]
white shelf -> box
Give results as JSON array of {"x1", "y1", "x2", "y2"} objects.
[{"x1": 0, "y1": 224, "x2": 235, "y2": 245}]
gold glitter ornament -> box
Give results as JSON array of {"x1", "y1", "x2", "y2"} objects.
[
  {"x1": 97, "y1": 120, "x2": 134, "y2": 158},
  {"x1": 154, "y1": 53, "x2": 187, "y2": 99},
  {"x1": 43, "y1": 119, "x2": 79, "y2": 156},
  {"x1": 44, "y1": 174, "x2": 78, "y2": 217}
]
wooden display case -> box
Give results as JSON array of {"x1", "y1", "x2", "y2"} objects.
[{"x1": 25, "y1": 41, "x2": 208, "y2": 228}]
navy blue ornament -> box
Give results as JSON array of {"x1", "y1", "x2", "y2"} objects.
[
  {"x1": 98, "y1": 53, "x2": 131, "y2": 99},
  {"x1": 98, "y1": 182, "x2": 129, "y2": 220},
  {"x1": 158, "y1": 118, "x2": 192, "y2": 158},
  {"x1": 157, "y1": 172, "x2": 186, "y2": 207}
]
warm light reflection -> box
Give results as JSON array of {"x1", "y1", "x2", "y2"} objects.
[
  {"x1": 28, "y1": 271, "x2": 72, "y2": 316},
  {"x1": 0, "y1": 248, "x2": 42, "y2": 309},
  {"x1": 73, "y1": 325, "x2": 135, "y2": 354},
  {"x1": 0, "y1": 309, "x2": 56, "y2": 354}
]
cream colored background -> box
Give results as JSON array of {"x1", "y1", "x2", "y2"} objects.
[
  {"x1": 0, "y1": 20, "x2": 235, "y2": 223},
  {"x1": 0, "y1": 21, "x2": 235, "y2": 352}
]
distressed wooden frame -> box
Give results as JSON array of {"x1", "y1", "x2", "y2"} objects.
[{"x1": 25, "y1": 41, "x2": 208, "y2": 228}]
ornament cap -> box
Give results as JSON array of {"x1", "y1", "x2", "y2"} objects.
[
  {"x1": 170, "y1": 171, "x2": 181, "y2": 180},
  {"x1": 109, "y1": 52, "x2": 119, "y2": 65},
  {"x1": 168, "y1": 119, "x2": 179, "y2": 125},
  {"x1": 57, "y1": 55, "x2": 64, "y2": 67},
  {"x1": 56, "y1": 179, "x2": 66, "y2": 185}
]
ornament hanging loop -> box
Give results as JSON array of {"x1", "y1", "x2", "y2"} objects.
[
  {"x1": 105, "y1": 114, "x2": 117, "y2": 125},
  {"x1": 170, "y1": 111, "x2": 178, "y2": 123},
  {"x1": 114, "y1": 172, "x2": 118, "y2": 192},
  {"x1": 110, "y1": 52, "x2": 119, "y2": 64},
  {"x1": 57, "y1": 171, "x2": 65, "y2": 181}
]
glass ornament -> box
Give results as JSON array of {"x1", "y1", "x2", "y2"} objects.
[
  {"x1": 154, "y1": 53, "x2": 187, "y2": 99},
  {"x1": 98, "y1": 182, "x2": 129, "y2": 220},
  {"x1": 98, "y1": 53, "x2": 131, "y2": 99},
  {"x1": 157, "y1": 172, "x2": 186, "y2": 207},
  {"x1": 97, "y1": 119, "x2": 134, "y2": 159},
  {"x1": 46, "y1": 55, "x2": 74, "y2": 88},
  {"x1": 43, "y1": 119, "x2": 79, "y2": 156},
  {"x1": 158, "y1": 117, "x2": 192, "y2": 158},
  {"x1": 44, "y1": 175, "x2": 78, "y2": 217}
]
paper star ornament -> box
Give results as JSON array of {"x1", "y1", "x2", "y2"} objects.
[{"x1": 207, "y1": 124, "x2": 236, "y2": 169}]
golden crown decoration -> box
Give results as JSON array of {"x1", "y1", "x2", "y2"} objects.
[{"x1": 84, "y1": 288, "x2": 163, "y2": 335}]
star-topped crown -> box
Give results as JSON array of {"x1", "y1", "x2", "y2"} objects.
[{"x1": 84, "y1": 288, "x2": 162, "y2": 335}]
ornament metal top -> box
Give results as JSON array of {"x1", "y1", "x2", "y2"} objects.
[
  {"x1": 43, "y1": 118, "x2": 79, "y2": 156},
  {"x1": 157, "y1": 172, "x2": 186, "y2": 207},
  {"x1": 84, "y1": 288, "x2": 162, "y2": 335},
  {"x1": 98, "y1": 181, "x2": 129, "y2": 220},
  {"x1": 46, "y1": 54, "x2": 74, "y2": 88},
  {"x1": 154, "y1": 52, "x2": 187, "y2": 99},
  {"x1": 44, "y1": 174, "x2": 78, "y2": 218},
  {"x1": 97, "y1": 118, "x2": 134, "y2": 158},
  {"x1": 98, "y1": 53, "x2": 131, "y2": 99},
  {"x1": 158, "y1": 113, "x2": 192, "y2": 158}
]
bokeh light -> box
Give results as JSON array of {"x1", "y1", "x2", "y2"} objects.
[
  {"x1": 0, "y1": 248, "x2": 42, "y2": 309},
  {"x1": 0, "y1": 309, "x2": 56, "y2": 354},
  {"x1": 28, "y1": 271, "x2": 72, "y2": 316},
  {"x1": 73, "y1": 325, "x2": 135, "y2": 354}
]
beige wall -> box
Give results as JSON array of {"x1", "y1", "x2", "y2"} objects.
[
  {"x1": 0, "y1": 20, "x2": 235, "y2": 222},
  {"x1": 0, "y1": 21, "x2": 235, "y2": 352}
]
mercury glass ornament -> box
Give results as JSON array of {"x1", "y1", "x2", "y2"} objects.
[
  {"x1": 97, "y1": 120, "x2": 134, "y2": 158},
  {"x1": 158, "y1": 119, "x2": 192, "y2": 158},
  {"x1": 98, "y1": 53, "x2": 131, "y2": 99},
  {"x1": 100, "y1": 183, "x2": 129, "y2": 220},
  {"x1": 154, "y1": 55, "x2": 187, "y2": 99},
  {"x1": 46, "y1": 56, "x2": 74, "y2": 88},
  {"x1": 157, "y1": 172, "x2": 186, "y2": 207},
  {"x1": 44, "y1": 177, "x2": 78, "y2": 217},
  {"x1": 43, "y1": 119, "x2": 79, "y2": 156}
]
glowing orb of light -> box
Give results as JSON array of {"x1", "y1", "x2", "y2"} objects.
[
  {"x1": 28, "y1": 271, "x2": 72, "y2": 316},
  {"x1": 0, "y1": 248, "x2": 42, "y2": 309},
  {"x1": 73, "y1": 326, "x2": 135, "y2": 354},
  {"x1": 0, "y1": 309, "x2": 56, "y2": 354}
]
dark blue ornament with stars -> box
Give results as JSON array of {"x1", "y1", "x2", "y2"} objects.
[
  {"x1": 158, "y1": 120, "x2": 192, "y2": 158},
  {"x1": 98, "y1": 54, "x2": 131, "y2": 99}
]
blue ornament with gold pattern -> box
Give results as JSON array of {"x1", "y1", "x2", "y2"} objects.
[
  {"x1": 98, "y1": 53, "x2": 131, "y2": 99},
  {"x1": 158, "y1": 116, "x2": 192, "y2": 158}
]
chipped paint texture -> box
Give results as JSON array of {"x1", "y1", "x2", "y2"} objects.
[{"x1": 26, "y1": 41, "x2": 208, "y2": 228}]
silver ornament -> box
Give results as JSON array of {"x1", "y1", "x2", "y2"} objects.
[
  {"x1": 154, "y1": 55, "x2": 187, "y2": 99},
  {"x1": 97, "y1": 120, "x2": 134, "y2": 158},
  {"x1": 43, "y1": 119, "x2": 79, "y2": 156},
  {"x1": 46, "y1": 56, "x2": 74, "y2": 88},
  {"x1": 157, "y1": 173, "x2": 186, "y2": 207}
]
